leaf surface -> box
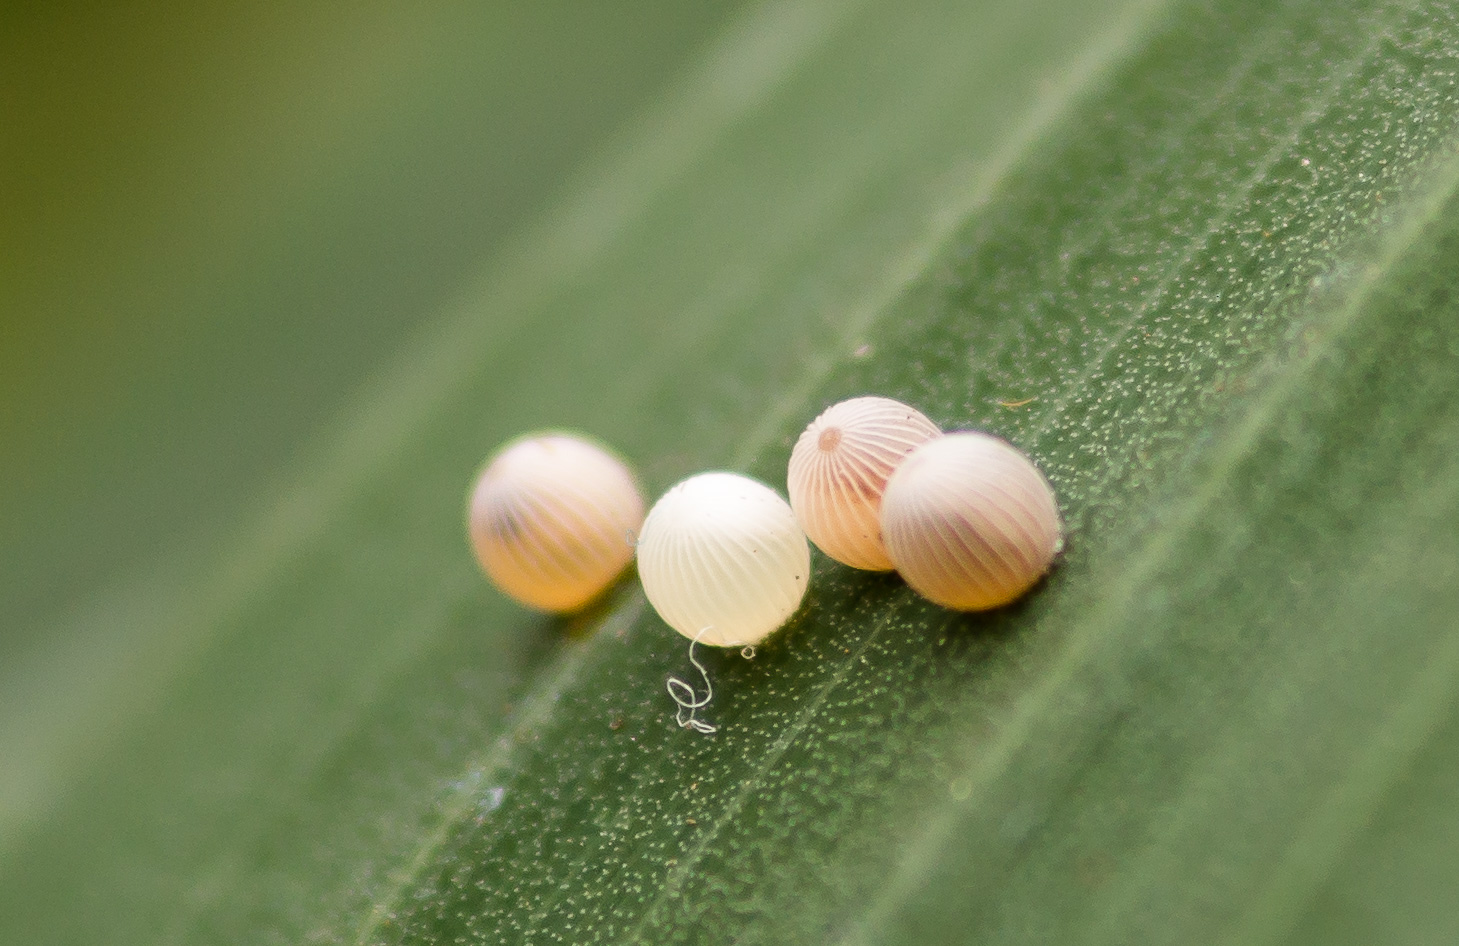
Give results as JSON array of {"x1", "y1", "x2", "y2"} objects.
[{"x1": 5, "y1": 0, "x2": 1459, "y2": 944}]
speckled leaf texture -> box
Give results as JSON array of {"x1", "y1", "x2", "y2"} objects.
[{"x1": 5, "y1": 0, "x2": 1459, "y2": 943}]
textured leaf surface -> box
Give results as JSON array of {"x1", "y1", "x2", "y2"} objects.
[{"x1": 6, "y1": 0, "x2": 1459, "y2": 943}]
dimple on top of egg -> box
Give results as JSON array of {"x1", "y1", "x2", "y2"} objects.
[
  {"x1": 467, "y1": 432, "x2": 645, "y2": 613},
  {"x1": 787, "y1": 396, "x2": 942, "y2": 571},
  {"x1": 636, "y1": 471, "x2": 810, "y2": 647},
  {"x1": 880, "y1": 431, "x2": 1062, "y2": 611}
]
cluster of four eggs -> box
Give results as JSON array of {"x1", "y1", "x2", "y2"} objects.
[{"x1": 467, "y1": 397, "x2": 1063, "y2": 648}]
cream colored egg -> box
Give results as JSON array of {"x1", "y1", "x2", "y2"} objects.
[
  {"x1": 880, "y1": 432, "x2": 1062, "y2": 611},
  {"x1": 636, "y1": 471, "x2": 810, "y2": 647},
  {"x1": 467, "y1": 432, "x2": 645, "y2": 613},
  {"x1": 787, "y1": 396, "x2": 942, "y2": 571}
]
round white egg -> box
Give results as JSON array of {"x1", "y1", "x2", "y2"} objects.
[
  {"x1": 787, "y1": 395, "x2": 942, "y2": 571},
  {"x1": 467, "y1": 432, "x2": 645, "y2": 613},
  {"x1": 880, "y1": 431, "x2": 1062, "y2": 611},
  {"x1": 636, "y1": 471, "x2": 810, "y2": 647}
]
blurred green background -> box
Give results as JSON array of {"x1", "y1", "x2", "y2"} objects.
[{"x1": 1, "y1": 1, "x2": 746, "y2": 653}]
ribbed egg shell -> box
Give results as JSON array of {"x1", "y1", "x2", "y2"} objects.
[
  {"x1": 636, "y1": 471, "x2": 810, "y2": 647},
  {"x1": 467, "y1": 432, "x2": 645, "y2": 613},
  {"x1": 880, "y1": 432, "x2": 1063, "y2": 611},
  {"x1": 788, "y1": 396, "x2": 942, "y2": 571}
]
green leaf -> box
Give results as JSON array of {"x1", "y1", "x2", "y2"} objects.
[{"x1": 6, "y1": 0, "x2": 1459, "y2": 943}]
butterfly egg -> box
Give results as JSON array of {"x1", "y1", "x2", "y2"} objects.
[
  {"x1": 880, "y1": 431, "x2": 1063, "y2": 611},
  {"x1": 467, "y1": 432, "x2": 645, "y2": 613},
  {"x1": 636, "y1": 471, "x2": 810, "y2": 648},
  {"x1": 787, "y1": 396, "x2": 942, "y2": 571}
]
